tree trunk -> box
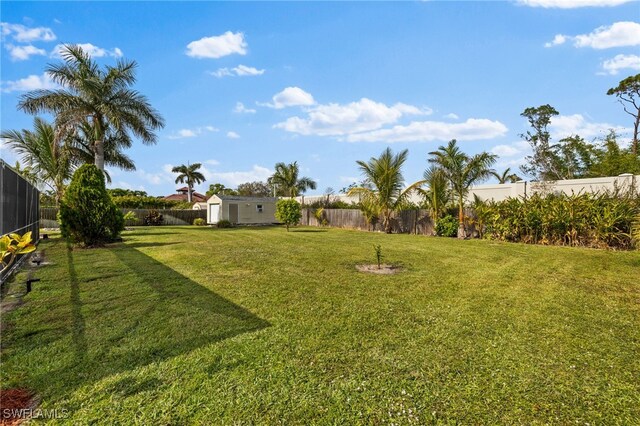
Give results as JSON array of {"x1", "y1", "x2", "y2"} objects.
[
  {"x1": 188, "y1": 186, "x2": 193, "y2": 203},
  {"x1": 94, "y1": 139, "x2": 105, "y2": 171},
  {"x1": 633, "y1": 114, "x2": 639, "y2": 155},
  {"x1": 457, "y1": 197, "x2": 466, "y2": 239}
]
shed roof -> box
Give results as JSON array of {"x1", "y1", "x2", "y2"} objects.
[{"x1": 210, "y1": 195, "x2": 278, "y2": 203}]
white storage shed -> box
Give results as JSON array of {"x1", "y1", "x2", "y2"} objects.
[{"x1": 207, "y1": 195, "x2": 278, "y2": 225}]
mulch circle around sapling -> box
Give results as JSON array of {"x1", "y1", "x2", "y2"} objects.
[{"x1": 355, "y1": 264, "x2": 402, "y2": 274}]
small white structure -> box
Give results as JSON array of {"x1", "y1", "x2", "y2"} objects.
[
  {"x1": 207, "y1": 195, "x2": 278, "y2": 225},
  {"x1": 192, "y1": 202, "x2": 208, "y2": 210}
]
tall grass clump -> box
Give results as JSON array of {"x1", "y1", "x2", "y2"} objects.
[{"x1": 477, "y1": 191, "x2": 639, "y2": 249}]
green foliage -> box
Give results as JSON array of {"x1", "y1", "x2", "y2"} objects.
[
  {"x1": 59, "y1": 164, "x2": 124, "y2": 246},
  {"x1": 268, "y1": 162, "x2": 316, "y2": 197},
  {"x1": 479, "y1": 192, "x2": 639, "y2": 249},
  {"x1": 436, "y1": 214, "x2": 459, "y2": 237},
  {"x1": 143, "y1": 210, "x2": 164, "y2": 226},
  {"x1": 275, "y1": 199, "x2": 302, "y2": 231},
  {"x1": 172, "y1": 163, "x2": 206, "y2": 202},
  {"x1": 350, "y1": 148, "x2": 423, "y2": 233},
  {"x1": 123, "y1": 211, "x2": 137, "y2": 222},
  {"x1": 112, "y1": 195, "x2": 180, "y2": 209},
  {"x1": 17, "y1": 44, "x2": 165, "y2": 171},
  {"x1": 428, "y1": 139, "x2": 496, "y2": 237},
  {"x1": 520, "y1": 104, "x2": 559, "y2": 181},
  {"x1": 193, "y1": 218, "x2": 206, "y2": 226},
  {"x1": 306, "y1": 200, "x2": 359, "y2": 209},
  {"x1": 206, "y1": 183, "x2": 237, "y2": 197},
  {"x1": 109, "y1": 188, "x2": 148, "y2": 197},
  {"x1": 216, "y1": 219, "x2": 233, "y2": 228},
  {"x1": 313, "y1": 208, "x2": 328, "y2": 226},
  {"x1": 373, "y1": 244, "x2": 383, "y2": 269},
  {"x1": 236, "y1": 181, "x2": 271, "y2": 197},
  {"x1": 632, "y1": 215, "x2": 640, "y2": 248}
]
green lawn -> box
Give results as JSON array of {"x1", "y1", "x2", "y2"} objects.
[{"x1": 2, "y1": 226, "x2": 639, "y2": 424}]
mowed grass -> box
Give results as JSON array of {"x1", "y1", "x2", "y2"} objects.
[{"x1": 1, "y1": 226, "x2": 639, "y2": 424}]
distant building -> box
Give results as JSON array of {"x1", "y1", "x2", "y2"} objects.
[
  {"x1": 163, "y1": 186, "x2": 207, "y2": 203},
  {"x1": 207, "y1": 195, "x2": 278, "y2": 224}
]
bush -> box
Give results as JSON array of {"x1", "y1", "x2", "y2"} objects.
[
  {"x1": 112, "y1": 195, "x2": 179, "y2": 209},
  {"x1": 479, "y1": 192, "x2": 639, "y2": 249},
  {"x1": 59, "y1": 165, "x2": 124, "y2": 246},
  {"x1": 275, "y1": 199, "x2": 302, "y2": 231},
  {"x1": 217, "y1": 220, "x2": 233, "y2": 228},
  {"x1": 436, "y1": 215, "x2": 459, "y2": 237},
  {"x1": 193, "y1": 218, "x2": 206, "y2": 226},
  {"x1": 143, "y1": 210, "x2": 164, "y2": 226}
]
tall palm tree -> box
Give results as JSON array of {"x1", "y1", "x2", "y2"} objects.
[
  {"x1": 349, "y1": 148, "x2": 424, "y2": 234},
  {"x1": 66, "y1": 120, "x2": 136, "y2": 180},
  {"x1": 1, "y1": 117, "x2": 73, "y2": 204},
  {"x1": 171, "y1": 163, "x2": 205, "y2": 202},
  {"x1": 268, "y1": 161, "x2": 317, "y2": 197},
  {"x1": 418, "y1": 166, "x2": 451, "y2": 232},
  {"x1": 17, "y1": 44, "x2": 164, "y2": 171},
  {"x1": 428, "y1": 139, "x2": 496, "y2": 238},
  {"x1": 491, "y1": 168, "x2": 521, "y2": 184}
]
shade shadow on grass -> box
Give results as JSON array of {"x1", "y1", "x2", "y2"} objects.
[
  {"x1": 122, "y1": 241, "x2": 183, "y2": 248},
  {"x1": 28, "y1": 242, "x2": 269, "y2": 397}
]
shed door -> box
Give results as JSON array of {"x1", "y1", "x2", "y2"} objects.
[
  {"x1": 209, "y1": 204, "x2": 220, "y2": 224},
  {"x1": 228, "y1": 203, "x2": 239, "y2": 223}
]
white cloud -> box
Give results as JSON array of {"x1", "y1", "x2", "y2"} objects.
[
  {"x1": 210, "y1": 64, "x2": 264, "y2": 78},
  {"x1": 227, "y1": 131, "x2": 240, "y2": 139},
  {"x1": 5, "y1": 44, "x2": 46, "y2": 61},
  {"x1": 186, "y1": 31, "x2": 247, "y2": 59},
  {"x1": 601, "y1": 54, "x2": 640, "y2": 74},
  {"x1": 546, "y1": 21, "x2": 640, "y2": 49},
  {"x1": 275, "y1": 98, "x2": 429, "y2": 136},
  {"x1": 1, "y1": 73, "x2": 58, "y2": 93},
  {"x1": 137, "y1": 167, "x2": 173, "y2": 185},
  {"x1": 444, "y1": 113, "x2": 459, "y2": 120},
  {"x1": 550, "y1": 114, "x2": 628, "y2": 139},
  {"x1": 491, "y1": 141, "x2": 530, "y2": 157},
  {"x1": 233, "y1": 102, "x2": 256, "y2": 114},
  {"x1": 518, "y1": 0, "x2": 633, "y2": 7},
  {"x1": 167, "y1": 125, "x2": 218, "y2": 140},
  {"x1": 266, "y1": 87, "x2": 315, "y2": 109},
  {"x1": 1, "y1": 22, "x2": 56, "y2": 42},
  {"x1": 51, "y1": 43, "x2": 123, "y2": 58},
  {"x1": 339, "y1": 176, "x2": 359, "y2": 183},
  {"x1": 345, "y1": 118, "x2": 509, "y2": 143},
  {"x1": 544, "y1": 34, "x2": 567, "y2": 47},
  {"x1": 200, "y1": 165, "x2": 272, "y2": 187},
  {"x1": 205, "y1": 159, "x2": 220, "y2": 166}
]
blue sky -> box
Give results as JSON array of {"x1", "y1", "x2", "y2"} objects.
[{"x1": 2, "y1": 1, "x2": 639, "y2": 196}]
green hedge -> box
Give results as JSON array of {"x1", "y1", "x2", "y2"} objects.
[{"x1": 476, "y1": 192, "x2": 640, "y2": 249}]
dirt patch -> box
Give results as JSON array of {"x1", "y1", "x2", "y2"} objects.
[
  {"x1": 355, "y1": 264, "x2": 402, "y2": 274},
  {"x1": 0, "y1": 389, "x2": 39, "y2": 425}
]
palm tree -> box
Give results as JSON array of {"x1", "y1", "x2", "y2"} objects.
[
  {"x1": 171, "y1": 163, "x2": 205, "y2": 202},
  {"x1": 1, "y1": 117, "x2": 73, "y2": 204},
  {"x1": 349, "y1": 148, "x2": 424, "y2": 234},
  {"x1": 66, "y1": 120, "x2": 136, "y2": 181},
  {"x1": 418, "y1": 166, "x2": 451, "y2": 232},
  {"x1": 428, "y1": 139, "x2": 496, "y2": 238},
  {"x1": 491, "y1": 168, "x2": 521, "y2": 184},
  {"x1": 17, "y1": 44, "x2": 164, "y2": 171},
  {"x1": 268, "y1": 161, "x2": 317, "y2": 197}
]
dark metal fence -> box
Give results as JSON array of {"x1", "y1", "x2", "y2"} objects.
[
  {"x1": 40, "y1": 207, "x2": 206, "y2": 227},
  {"x1": 1, "y1": 160, "x2": 40, "y2": 282}
]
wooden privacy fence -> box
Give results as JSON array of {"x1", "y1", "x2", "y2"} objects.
[
  {"x1": 300, "y1": 208, "x2": 435, "y2": 235},
  {"x1": 40, "y1": 208, "x2": 206, "y2": 228}
]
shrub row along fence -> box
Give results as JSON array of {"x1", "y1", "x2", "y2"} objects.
[
  {"x1": 40, "y1": 208, "x2": 206, "y2": 228},
  {"x1": 300, "y1": 208, "x2": 435, "y2": 235},
  {"x1": 1, "y1": 160, "x2": 40, "y2": 283}
]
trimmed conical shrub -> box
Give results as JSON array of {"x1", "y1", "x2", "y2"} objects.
[{"x1": 59, "y1": 164, "x2": 124, "y2": 246}]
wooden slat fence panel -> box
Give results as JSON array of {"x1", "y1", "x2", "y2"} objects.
[
  {"x1": 40, "y1": 208, "x2": 206, "y2": 228},
  {"x1": 301, "y1": 208, "x2": 434, "y2": 235}
]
